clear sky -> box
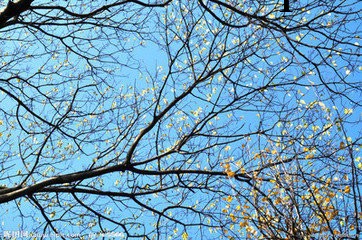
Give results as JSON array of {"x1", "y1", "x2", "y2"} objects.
[{"x1": 0, "y1": 0, "x2": 361, "y2": 239}]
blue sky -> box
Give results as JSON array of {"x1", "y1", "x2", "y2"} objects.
[{"x1": 0, "y1": 0, "x2": 361, "y2": 239}]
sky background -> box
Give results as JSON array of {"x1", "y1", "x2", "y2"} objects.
[{"x1": 0, "y1": 0, "x2": 361, "y2": 239}]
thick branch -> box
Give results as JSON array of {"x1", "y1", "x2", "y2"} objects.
[
  {"x1": 0, "y1": 0, "x2": 33, "y2": 28},
  {"x1": 0, "y1": 163, "x2": 128, "y2": 203}
]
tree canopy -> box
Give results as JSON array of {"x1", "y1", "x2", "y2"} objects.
[{"x1": 0, "y1": 0, "x2": 361, "y2": 239}]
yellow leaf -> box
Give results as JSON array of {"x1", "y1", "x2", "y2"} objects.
[
  {"x1": 254, "y1": 153, "x2": 261, "y2": 159},
  {"x1": 226, "y1": 171, "x2": 235, "y2": 178},
  {"x1": 358, "y1": 162, "x2": 362, "y2": 170},
  {"x1": 312, "y1": 125, "x2": 320, "y2": 132},
  {"x1": 328, "y1": 192, "x2": 336, "y2": 198},
  {"x1": 239, "y1": 221, "x2": 248, "y2": 227},
  {"x1": 344, "y1": 108, "x2": 353, "y2": 115},
  {"x1": 182, "y1": 232, "x2": 188, "y2": 240},
  {"x1": 339, "y1": 142, "x2": 345, "y2": 149},
  {"x1": 225, "y1": 195, "x2": 233, "y2": 202},
  {"x1": 274, "y1": 197, "x2": 282, "y2": 205},
  {"x1": 49, "y1": 211, "x2": 56, "y2": 218},
  {"x1": 229, "y1": 213, "x2": 237, "y2": 222},
  {"x1": 344, "y1": 186, "x2": 351, "y2": 194}
]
